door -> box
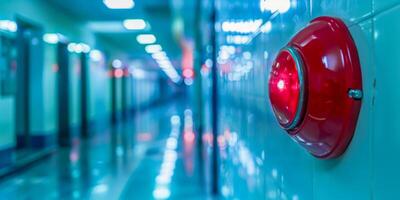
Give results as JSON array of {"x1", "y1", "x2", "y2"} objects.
[{"x1": 15, "y1": 17, "x2": 44, "y2": 150}]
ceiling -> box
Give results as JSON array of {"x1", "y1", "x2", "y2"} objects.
[{"x1": 48, "y1": 0, "x2": 182, "y2": 69}]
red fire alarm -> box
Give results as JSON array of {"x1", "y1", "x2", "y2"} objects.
[{"x1": 268, "y1": 16, "x2": 363, "y2": 159}]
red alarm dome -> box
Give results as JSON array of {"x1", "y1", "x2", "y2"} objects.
[
  {"x1": 269, "y1": 48, "x2": 305, "y2": 130},
  {"x1": 268, "y1": 16, "x2": 363, "y2": 159}
]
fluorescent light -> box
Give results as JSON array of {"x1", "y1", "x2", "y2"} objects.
[
  {"x1": 184, "y1": 78, "x2": 193, "y2": 86},
  {"x1": 160, "y1": 65, "x2": 173, "y2": 70},
  {"x1": 74, "y1": 44, "x2": 83, "y2": 53},
  {"x1": 221, "y1": 19, "x2": 262, "y2": 34},
  {"x1": 136, "y1": 34, "x2": 156, "y2": 44},
  {"x1": 154, "y1": 56, "x2": 168, "y2": 62},
  {"x1": 80, "y1": 43, "x2": 91, "y2": 53},
  {"x1": 144, "y1": 44, "x2": 181, "y2": 83},
  {"x1": 123, "y1": 19, "x2": 146, "y2": 30},
  {"x1": 67, "y1": 42, "x2": 91, "y2": 53},
  {"x1": 103, "y1": 0, "x2": 134, "y2": 9},
  {"x1": 157, "y1": 60, "x2": 181, "y2": 83},
  {"x1": 260, "y1": 0, "x2": 291, "y2": 13},
  {"x1": 159, "y1": 62, "x2": 172, "y2": 68},
  {"x1": 261, "y1": 21, "x2": 272, "y2": 33},
  {"x1": 171, "y1": 77, "x2": 181, "y2": 83},
  {"x1": 145, "y1": 44, "x2": 162, "y2": 53},
  {"x1": 0, "y1": 20, "x2": 17, "y2": 32},
  {"x1": 152, "y1": 51, "x2": 167, "y2": 60},
  {"x1": 90, "y1": 50, "x2": 103, "y2": 62},
  {"x1": 67, "y1": 43, "x2": 76, "y2": 52},
  {"x1": 112, "y1": 59, "x2": 123, "y2": 68},
  {"x1": 157, "y1": 60, "x2": 172, "y2": 67},
  {"x1": 130, "y1": 68, "x2": 146, "y2": 79},
  {"x1": 68, "y1": 43, "x2": 82, "y2": 53},
  {"x1": 226, "y1": 35, "x2": 251, "y2": 45},
  {"x1": 43, "y1": 33, "x2": 59, "y2": 44},
  {"x1": 153, "y1": 187, "x2": 171, "y2": 199}
]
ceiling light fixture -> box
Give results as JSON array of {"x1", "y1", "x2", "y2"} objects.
[
  {"x1": 112, "y1": 59, "x2": 123, "y2": 68},
  {"x1": 152, "y1": 51, "x2": 167, "y2": 60},
  {"x1": 103, "y1": 0, "x2": 134, "y2": 9},
  {"x1": 90, "y1": 50, "x2": 104, "y2": 62},
  {"x1": 137, "y1": 34, "x2": 156, "y2": 44},
  {"x1": 123, "y1": 19, "x2": 146, "y2": 30},
  {"x1": 43, "y1": 33, "x2": 60, "y2": 44},
  {"x1": 0, "y1": 20, "x2": 17, "y2": 32},
  {"x1": 145, "y1": 44, "x2": 162, "y2": 54}
]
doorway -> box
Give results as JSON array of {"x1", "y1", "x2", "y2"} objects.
[
  {"x1": 57, "y1": 42, "x2": 90, "y2": 146},
  {"x1": 15, "y1": 17, "x2": 44, "y2": 155}
]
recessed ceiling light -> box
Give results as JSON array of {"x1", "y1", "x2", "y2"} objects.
[
  {"x1": 145, "y1": 44, "x2": 162, "y2": 54},
  {"x1": 152, "y1": 51, "x2": 167, "y2": 60},
  {"x1": 103, "y1": 0, "x2": 134, "y2": 9},
  {"x1": 0, "y1": 20, "x2": 17, "y2": 32},
  {"x1": 123, "y1": 19, "x2": 146, "y2": 30},
  {"x1": 112, "y1": 59, "x2": 123, "y2": 68},
  {"x1": 90, "y1": 50, "x2": 103, "y2": 62},
  {"x1": 43, "y1": 33, "x2": 60, "y2": 44},
  {"x1": 137, "y1": 34, "x2": 156, "y2": 44}
]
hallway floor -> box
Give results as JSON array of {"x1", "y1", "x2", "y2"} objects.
[{"x1": 0, "y1": 101, "x2": 209, "y2": 200}]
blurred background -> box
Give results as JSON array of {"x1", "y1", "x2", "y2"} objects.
[
  {"x1": 0, "y1": 0, "x2": 396, "y2": 200},
  {"x1": 0, "y1": 0, "x2": 216, "y2": 199}
]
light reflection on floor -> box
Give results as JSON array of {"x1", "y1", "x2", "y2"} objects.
[{"x1": 0, "y1": 101, "x2": 209, "y2": 200}]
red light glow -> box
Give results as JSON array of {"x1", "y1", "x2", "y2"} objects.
[
  {"x1": 202, "y1": 132, "x2": 213, "y2": 146},
  {"x1": 184, "y1": 131, "x2": 195, "y2": 143},
  {"x1": 136, "y1": 132, "x2": 153, "y2": 142},
  {"x1": 52, "y1": 64, "x2": 59, "y2": 73},
  {"x1": 183, "y1": 69, "x2": 194, "y2": 78},
  {"x1": 269, "y1": 50, "x2": 302, "y2": 128},
  {"x1": 114, "y1": 69, "x2": 124, "y2": 78}
]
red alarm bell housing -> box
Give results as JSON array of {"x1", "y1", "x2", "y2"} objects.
[{"x1": 268, "y1": 16, "x2": 363, "y2": 159}]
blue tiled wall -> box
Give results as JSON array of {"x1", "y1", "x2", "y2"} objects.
[{"x1": 210, "y1": 0, "x2": 400, "y2": 199}]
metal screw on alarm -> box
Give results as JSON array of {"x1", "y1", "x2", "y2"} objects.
[{"x1": 348, "y1": 89, "x2": 363, "y2": 100}]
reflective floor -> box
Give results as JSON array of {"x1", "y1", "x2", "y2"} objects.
[{"x1": 0, "y1": 100, "x2": 208, "y2": 200}]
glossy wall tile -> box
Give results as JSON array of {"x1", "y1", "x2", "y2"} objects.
[
  {"x1": 373, "y1": 5, "x2": 400, "y2": 199},
  {"x1": 210, "y1": 0, "x2": 400, "y2": 199}
]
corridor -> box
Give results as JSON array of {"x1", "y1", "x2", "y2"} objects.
[
  {"x1": 0, "y1": 99, "x2": 208, "y2": 200},
  {"x1": 2, "y1": 0, "x2": 400, "y2": 199}
]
